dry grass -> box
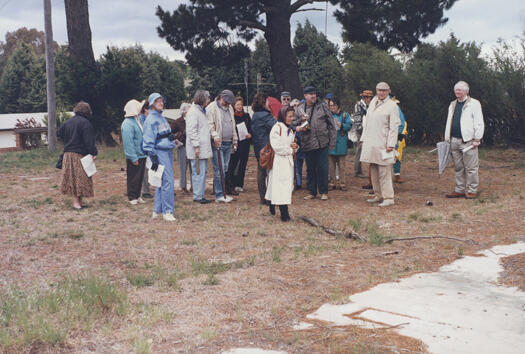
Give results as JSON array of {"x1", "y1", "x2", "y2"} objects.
[{"x1": 0, "y1": 145, "x2": 524, "y2": 352}]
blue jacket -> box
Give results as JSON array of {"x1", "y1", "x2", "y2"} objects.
[
  {"x1": 396, "y1": 107, "x2": 406, "y2": 149},
  {"x1": 142, "y1": 109, "x2": 176, "y2": 156},
  {"x1": 329, "y1": 111, "x2": 352, "y2": 155},
  {"x1": 121, "y1": 117, "x2": 146, "y2": 162},
  {"x1": 251, "y1": 108, "x2": 276, "y2": 159}
]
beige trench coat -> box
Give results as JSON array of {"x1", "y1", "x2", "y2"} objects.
[
  {"x1": 265, "y1": 122, "x2": 295, "y2": 205},
  {"x1": 360, "y1": 97, "x2": 400, "y2": 166}
]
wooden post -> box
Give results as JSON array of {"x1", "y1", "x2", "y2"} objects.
[{"x1": 44, "y1": 0, "x2": 57, "y2": 152}]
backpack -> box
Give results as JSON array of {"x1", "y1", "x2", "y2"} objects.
[{"x1": 259, "y1": 124, "x2": 282, "y2": 170}]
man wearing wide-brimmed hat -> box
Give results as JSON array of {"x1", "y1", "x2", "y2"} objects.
[
  {"x1": 351, "y1": 89, "x2": 374, "y2": 177},
  {"x1": 360, "y1": 82, "x2": 400, "y2": 207}
]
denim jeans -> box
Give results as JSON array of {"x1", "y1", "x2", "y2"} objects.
[
  {"x1": 294, "y1": 158, "x2": 305, "y2": 187},
  {"x1": 211, "y1": 141, "x2": 232, "y2": 198},
  {"x1": 190, "y1": 159, "x2": 208, "y2": 200},
  {"x1": 304, "y1": 147, "x2": 329, "y2": 196}
]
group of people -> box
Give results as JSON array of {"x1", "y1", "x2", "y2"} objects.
[{"x1": 57, "y1": 80, "x2": 484, "y2": 221}]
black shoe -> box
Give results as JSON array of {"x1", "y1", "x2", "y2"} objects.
[
  {"x1": 269, "y1": 204, "x2": 276, "y2": 215},
  {"x1": 199, "y1": 198, "x2": 212, "y2": 204},
  {"x1": 142, "y1": 193, "x2": 153, "y2": 198},
  {"x1": 279, "y1": 205, "x2": 290, "y2": 222},
  {"x1": 228, "y1": 190, "x2": 239, "y2": 196},
  {"x1": 294, "y1": 185, "x2": 302, "y2": 191}
]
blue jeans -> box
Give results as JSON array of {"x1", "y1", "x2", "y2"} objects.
[
  {"x1": 294, "y1": 158, "x2": 305, "y2": 187},
  {"x1": 153, "y1": 149, "x2": 174, "y2": 214},
  {"x1": 211, "y1": 141, "x2": 232, "y2": 198},
  {"x1": 190, "y1": 159, "x2": 208, "y2": 200},
  {"x1": 305, "y1": 147, "x2": 329, "y2": 196}
]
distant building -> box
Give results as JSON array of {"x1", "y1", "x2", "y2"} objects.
[{"x1": 0, "y1": 113, "x2": 48, "y2": 152}]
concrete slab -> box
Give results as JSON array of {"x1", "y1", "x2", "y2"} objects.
[
  {"x1": 306, "y1": 242, "x2": 525, "y2": 354},
  {"x1": 222, "y1": 349, "x2": 287, "y2": 354}
]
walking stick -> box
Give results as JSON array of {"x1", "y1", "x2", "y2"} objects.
[{"x1": 216, "y1": 146, "x2": 226, "y2": 196}]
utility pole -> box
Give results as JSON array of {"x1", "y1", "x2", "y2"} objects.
[{"x1": 44, "y1": 0, "x2": 57, "y2": 152}]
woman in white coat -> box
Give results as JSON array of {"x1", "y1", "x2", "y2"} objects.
[
  {"x1": 186, "y1": 90, "x2": 213, "y2": 204},
  {"x1": 265, "y1": 107, "x2": 299, "y2": 221}
]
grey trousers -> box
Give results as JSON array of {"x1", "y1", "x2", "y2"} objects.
[
  {"x1": 177, "y1": 146, "x2": 192, "y2": 189},
  {"x1": 370, "y1": 163, "x2": 394, "y2": 201},
  {"x1": 141, "y1": 164, "x2": 150, "y2": 195},
  {"x1": 354, "y1": 141, "x2": 363, "y2": 175},
  {"x1": 451, "y1": 137, "x2": 479, "y2": 194}
]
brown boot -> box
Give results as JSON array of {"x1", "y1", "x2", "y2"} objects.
[
  {"x1": 446, "y1": 191, "x2": 466, "y2": 198},
  {"x1": 394, "y1": 175, "x2": 403, "y2": 183},
  {"x1": 465, "y1": 193, "x2": 477, "y2": 199}
]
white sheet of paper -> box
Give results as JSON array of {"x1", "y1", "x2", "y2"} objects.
[
  {"x1": 237, "y1": 122, "x2": 249, "y2": 141},
  {"x1": 146, "y1": 156, "x2": 152, "y2": 169},
  {"x1": 80, "y1": 154, "x2": 97, "y2": 177},
  {"x1": 462, "y1": 145, "x2": 474, "y2": 153},
  {"x1": 148, "y1": 164, "x2": 165, "y2": 188},
  {"x1": 175, "y1": 139, "x2": 184, "y2": 148},
  {"x1": 381, "y1": 149, "x2": 395, "y2": 160}
]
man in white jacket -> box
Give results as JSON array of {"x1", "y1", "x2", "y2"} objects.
[{"x1": 444, "y1": 81, "x2": 485, "y2": 199}]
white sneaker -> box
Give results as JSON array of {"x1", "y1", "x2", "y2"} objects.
[
  {"x1": 163, "y1": 213, "x2": 176, "y2": 221},
  {"x1": 367, "y1": 197, "x2": 382, "y2": 203},
  {"x1": 129, "y1": 199, "x2": 138, "y2": 205},
  {"x1": 225, "y1": 195, "x2": 234, "y2": 202},
  {"x1": 234, "y1": 187, "x2": 243, "y2": 192},
  {"x1": 215, "y1": 196, "x2": 231, "y2": 203},
  {"x1": 320, "y1": 194, "x2": 328, "y2": 201},
  {"x1": 152, "y1": 212, "x2": 160, "y2": 219},
  {"x1": 379, "y1": 199, "x2": 394, "y2": 207},
  {"x1": 137, "y1": 197, "x2": 145, "y2": 204}
]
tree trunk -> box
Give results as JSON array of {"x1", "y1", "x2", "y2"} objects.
[
  {"x1": 44, "y1": 0, "x2": 57, "y2": 152},
  {"x1": 264, "y1": 7, "x2": 302, "y2": 98},
  {"x1": 64, "y1": 0, "x2": 95, "y2": 66}
]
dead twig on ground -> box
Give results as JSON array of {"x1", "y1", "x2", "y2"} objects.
[
  {"x1": 298, "y1": 216, "x2": 367, "y2": 242},
  {"x1": 385, "y1": 236, "x2": 477, "y2": 244}
]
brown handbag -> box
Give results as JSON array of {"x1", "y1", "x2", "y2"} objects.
[{"x1": 259, "y1": 124, "x2": 281, "y2": 170}]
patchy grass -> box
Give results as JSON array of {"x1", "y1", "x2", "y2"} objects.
[
  {"x1": 366, "y1": 221, "x2": 388, "y2": 246},
  {"x1": 0, "y1": 275, "x2": 127, "y2": 349},
  {"x1": 24, "y1": 197, "x2": 54, "y2": 208},
  {"x1": 449, "y1": 212, "x2": 464, "y2": 222},
  {"x1": 126, "y1": 273, "x2": 155, "y2": 288},
  {"x1": 0, "y1": 147, "x2": 61, "y2": 173}
]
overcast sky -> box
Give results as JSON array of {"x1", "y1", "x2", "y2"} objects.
[{"x1": 0, "y1": 0, "x2": 524, "y2": 61}]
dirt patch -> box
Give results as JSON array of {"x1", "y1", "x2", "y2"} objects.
[
  {"x1": 0, "y1": 146, "x2": 524, "y2": 353},
  {"x1": 499, "y1": 253, "x2": 525, "y2": 290}
]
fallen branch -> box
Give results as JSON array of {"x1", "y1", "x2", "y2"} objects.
[
  {"x1": 386, "y1": 235, "x2": 477, "y2": 244},
  {"x1": 298, "y1": 216, "x2": 367, "y2": 242}
]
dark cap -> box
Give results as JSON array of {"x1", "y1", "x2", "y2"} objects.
[
  {"x1": 303, "y1": 86, "x2": 316, "y2": 94},
  {"x1": 220, "y1": 89, "x2": 235, "y2": 105},
  {"x1": 281, "y1": 91, "x2": 291, "y2": 97},
  {"x1": 325, "y1": 93, "x2": 334, "y2": 99}
]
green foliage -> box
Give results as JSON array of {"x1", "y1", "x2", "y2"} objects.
[
  {"x1": 332, "y1": 0, "x2": 458, "y2": 52},
  {"x1": 0, "y1": 44, "x2": 47, "y2": 113},
  {"x1": 294, "y1": 20, "x2": 343, "y2": 98},
  {"x1": 0, "y1": 147, "x2": 60, "y2": 173},
  {"x1": 0, "y1": 276, "x2": 128, "y2": 349}
]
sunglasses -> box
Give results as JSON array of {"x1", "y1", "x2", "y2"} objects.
[{"x1": 282, "y1": 97, "x2": 291, "y2": 101}]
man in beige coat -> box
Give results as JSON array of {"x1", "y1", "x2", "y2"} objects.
[{"x1": 360, "y1": 82, "x2": 400, "y2": 207}]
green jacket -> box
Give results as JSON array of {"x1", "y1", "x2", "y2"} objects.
[
  {"x1": 121, "y1": 117, "x2": 146, "y2": 162},
  {"x1": 329, "y1": 111, "x2": 352, "y2": 155}
]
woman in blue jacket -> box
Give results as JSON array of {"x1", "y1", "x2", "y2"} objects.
[
  {"x1": 328, "y1": 98, "x2": 352, "y2": 191},
  {"x1": 142, "y1": 93, "x2": 177, "y2": 221}
]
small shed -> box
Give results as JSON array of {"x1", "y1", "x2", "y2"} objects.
[{"x1": 0, "y1": 113, "x2": 47, "y2": 152}]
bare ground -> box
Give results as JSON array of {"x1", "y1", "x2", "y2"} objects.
[{"x1": 0, "y1": 146, "x2": 524, "y2": 353}]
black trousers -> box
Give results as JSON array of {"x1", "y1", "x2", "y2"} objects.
[
  {"x1": 257, "y1": 161, "x2": 268, "y2": 203},
  {"x1": 305, "y1": 147, "x2": 329, "y2": 196},
  {"x1": 226, "y1": 141, "x2": 250, "y2": 191},
  {"x1": 126, "y1": 158, "x2": 146, "y2": 200}
]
